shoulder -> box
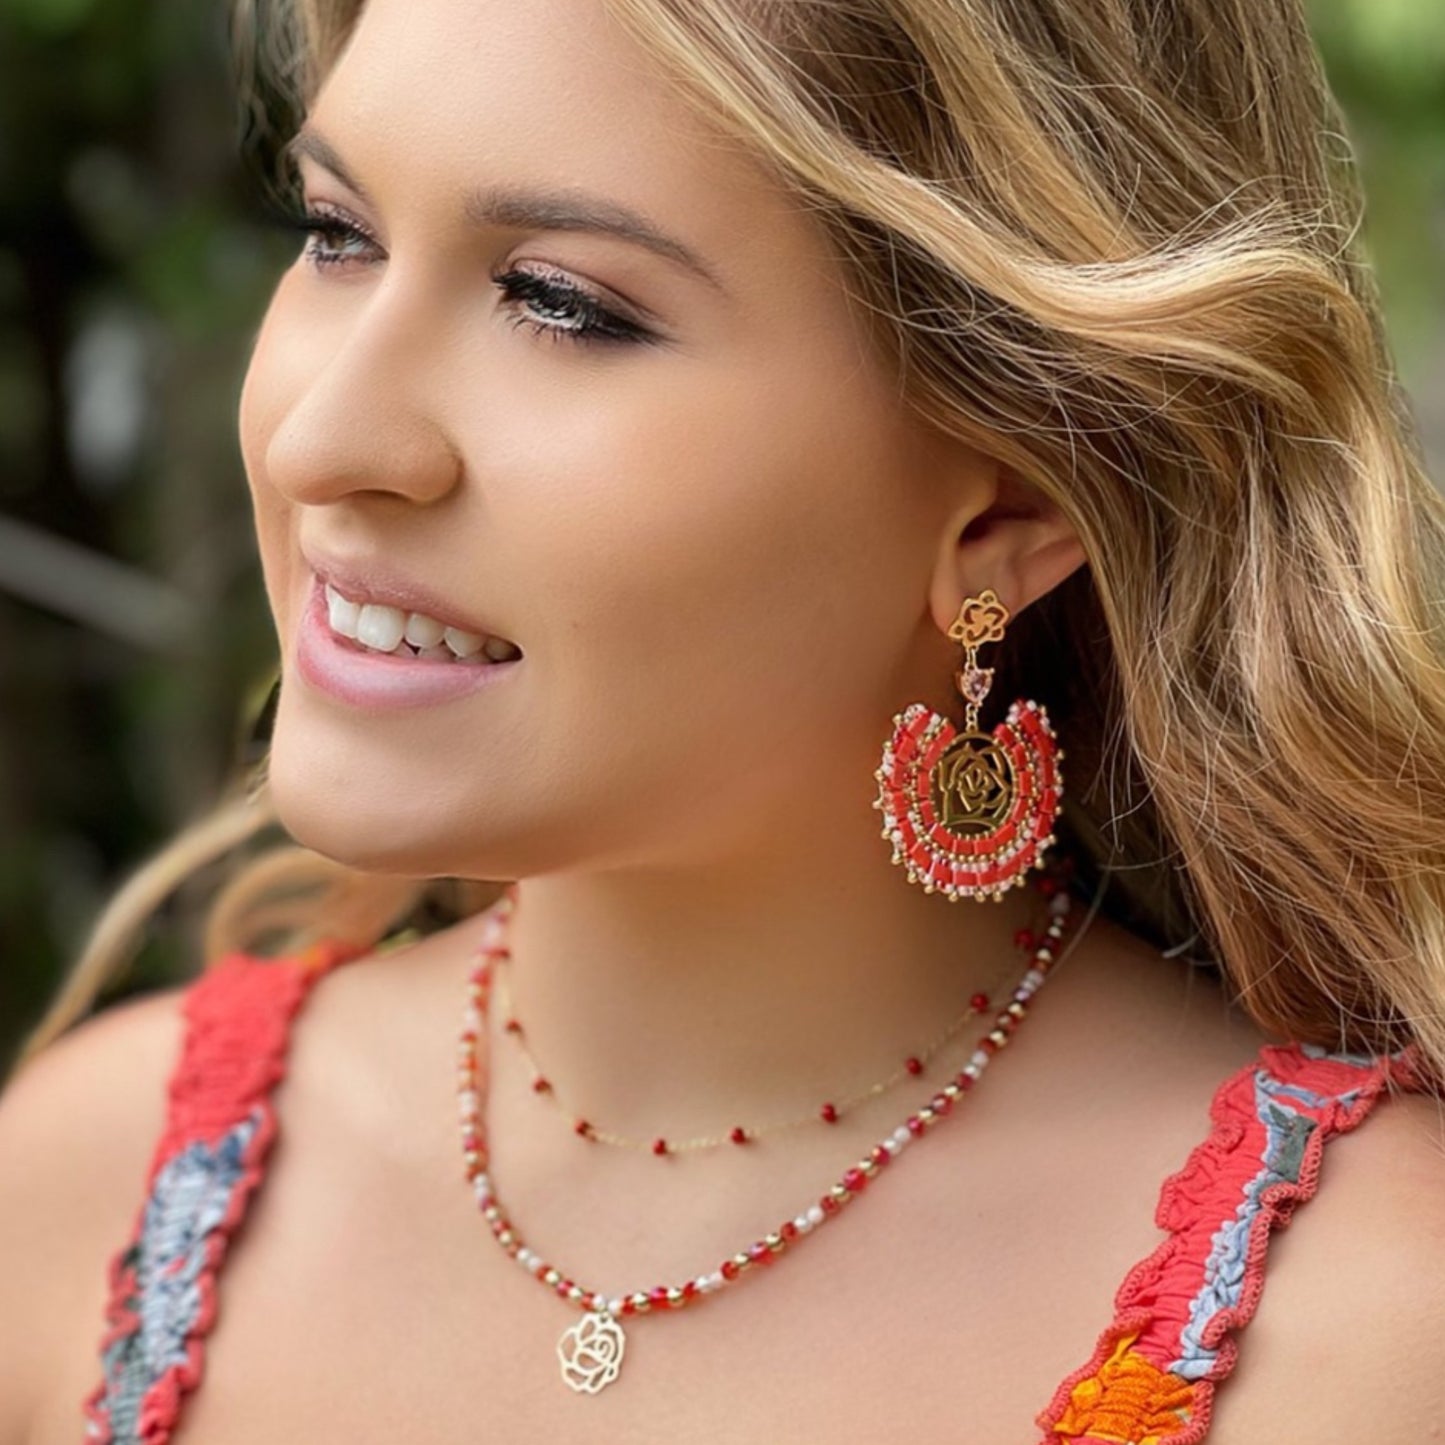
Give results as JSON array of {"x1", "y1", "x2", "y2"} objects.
[
  {"x1": 0, "y1": 982, "x2": 190, "y2": 1442},
  {"x1": 1206, "y1": 1075, "x2": 1445, "y2": 1442}
]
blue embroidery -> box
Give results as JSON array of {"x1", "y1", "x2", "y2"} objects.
[
  {"x1": 90, "y1": 1109, "x2": 262, "y2": 1441},
  {"x1": 1168, "y1": 1068, "x2": 1323, "y2": 1379}
]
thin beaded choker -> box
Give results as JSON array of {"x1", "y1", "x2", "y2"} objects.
[
  {"x1": 492, "y1": 941, "x2": 1027, "y2": 1155},
  {"x1": 456, "y1": 865, "x2": 1079, "y2": 1395}
]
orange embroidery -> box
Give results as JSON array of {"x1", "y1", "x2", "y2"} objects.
[{"x1": 1051, "y1": 1331, "x2": 1195, "y2": 1444}]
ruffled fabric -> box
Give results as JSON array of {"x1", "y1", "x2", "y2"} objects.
[
  {"x1": 1036, "y1": 1039, "x2": 1427, "y2": 1444},
  {"x1": 80, "y1": 937, "x2": 1429, "y2": 1445},
  {"x1": 82, "y1": 939, "x2": 368, "y2": 1444}
]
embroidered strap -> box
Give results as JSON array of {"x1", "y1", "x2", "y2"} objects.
[
  {"x1": 81, "y1": 939, "x2": 367, "y2": 1445},
  {"x1": 1035, "y1": 1039, "x2": 1427, "y2": 1445}
]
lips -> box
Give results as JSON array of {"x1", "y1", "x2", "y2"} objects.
[
  {"x1": 302, "y1": 545, "x2": 518, "y2": 650},
  {"x1": 295, "y1": 572, "x2": 521, "y2": 710}
]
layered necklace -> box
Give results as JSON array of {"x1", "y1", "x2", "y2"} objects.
[{"x1": 454, "y1": 862, "x2": 1081, "y2": 1394}]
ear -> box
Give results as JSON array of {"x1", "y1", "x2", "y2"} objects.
[{"x1": 925, "y1": 459, "x2": 1087, "y2": 635}]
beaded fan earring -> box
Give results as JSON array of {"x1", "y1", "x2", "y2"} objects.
[{"x1": 873, "y1": 588, "x2": 1063, "y2": 902}]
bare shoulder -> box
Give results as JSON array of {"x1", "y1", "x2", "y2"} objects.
[
  {"x1": 0, "y1": 982, "x2": 190, "y2": 1444},
  {"x1": 1207, "y1": 1082, "x2": 1445, "y2": 1442}
]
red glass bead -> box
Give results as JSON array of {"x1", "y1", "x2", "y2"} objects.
[
  {"x1": 954, "y1": 1071, "x2": 975, "y2": 1090},
  {"x1": 748, "y1": 1242, "x2": 772, "y2": 1265},
  {"x1": 730, "y1": 1126, "x2": 748, "y2": 1145},
  {"x1": 652, "y1": 1138, "x2": 668, "y2": 1155},
  {"x1": 820, "y1": 1194, "x2": 840, "y2": 1215},
  {"x1": 1013, "y1": 929, "x2": 1034, "y2": 951},
  {"x1": 842, "y1": 1168, "x2": 867, "y2": 1193},
  {"x1": 532, "y1": 1076, "x2": 552, "y2": 1093},
  {"x1": 870, "y1": 1145, "x2": 891, "y2": 1166},
  {"x1": 721, "y1": 1259, "x2": 741, "y2": 1281},
  {"x1": 574, "y1": 1120, "x2": 593, "y2": 1138},
  {"x1": 907, "y1": 1115, "x2": 926, "y2": 1136},
  {"x1": 781, "y1": 1221, "x2": 799, "y2": 1240},
  {"x1": 683, "y1": 1280, "x2": 700, "y2": 1300},
  {"x1": 905, "y1": 1056, "x2": 923, "y2": 1075},
  {"x1": 649, "y1": 1286, "x2": 670, "y2": 1308},
  {"x1": 820, "y1": 1102, "x2": 839, "y2": 1123},
  {"x1": 1040, "y1": 877, "x2": 1059, "y2": 897},
  {"x1": 621, "y1": 1297, "x2": 638, "y2": 1316},
  {"x1": 504, "y1": 1019, "x2": 523, "y2": 1034},
  {"x1": 980, "y1": 1036, "x2": 999, "y2": 1055},
  {"x1": 930, "y1": 1092, "x2": 953, "y2": 1115},
  {"x1": 970, "y1": 992, "x2": 989, "y2": 1011}
]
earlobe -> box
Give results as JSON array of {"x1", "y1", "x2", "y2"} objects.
[{"x1": 925, "y1": 468, "x2": 1087, "y2": 635}]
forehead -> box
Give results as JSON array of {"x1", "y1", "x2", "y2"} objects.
[{"x1": 310, "y1": 0, "x2": 815, "y2": 273}]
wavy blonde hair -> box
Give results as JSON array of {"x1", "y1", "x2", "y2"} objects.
[{"x1": 14, "y1": 0, "x2": 1445, "y2": 1093}]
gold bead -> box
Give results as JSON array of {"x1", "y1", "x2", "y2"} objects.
[{"x1": 988, "y1": 1029, "x2": 1009, "y2": 1048}]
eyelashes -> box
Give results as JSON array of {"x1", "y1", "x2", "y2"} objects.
[{"x1": 272, "y1": 203, "x2": 655, "y2": 349}]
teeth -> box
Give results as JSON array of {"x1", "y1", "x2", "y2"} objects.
[
  {"x1": 326, "y1": 586, "x2": 361, "y2": 638},
  {"x1": 356, "y1": 603, "x2": 407, "y2": 653},
  {"x1": 442, "y1": 626, "x2": 485, "y2": 658},
  {"x1": 404, "y1": 613, "x2": 446, "y2": 648},
  {"x1": 482, "y1": 636, "x2": 518, "y2": 662},
  {"x1": 323, "y1": 582, "x2": 519, "y2": 664}
]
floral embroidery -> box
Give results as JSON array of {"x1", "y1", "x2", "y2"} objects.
[
  {"x1": 82, "y1": 940, "x2": 367, "y2": 1444},
  {"x1": 1037, "y1": 1041, "x2": 1424, "y2": 1444},
  {"x1": 86, "y1": 1113, "x2": 261, "y2": 1441}
]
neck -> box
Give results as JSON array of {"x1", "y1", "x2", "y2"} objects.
[{"x1": 475, "y1": 839, "x2": 1072, "y2": 1144}]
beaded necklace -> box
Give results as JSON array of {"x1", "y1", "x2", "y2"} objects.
[
  {"x1": 455, "y1": 868, "x2": 1079, "y2": 1395},
  {"x1": 493, "y1": 943, "x2": 1015, "y2": 1154}
]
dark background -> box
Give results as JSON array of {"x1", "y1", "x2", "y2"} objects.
[{"x1": 2, "y1": 0, "x2": 1442, "y2": 1073}]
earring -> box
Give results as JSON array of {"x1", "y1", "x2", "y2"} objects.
[{"x1": 872, "y1": 588, "x2": 1063, "y2": 902}]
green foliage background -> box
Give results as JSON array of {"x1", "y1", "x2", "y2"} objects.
[{"x1": 0, "y1": 0, "x2": 1441, "y2": 1070}]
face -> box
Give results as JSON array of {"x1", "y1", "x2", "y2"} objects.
[{"x1": 239, "y1": 0, "x2": 994, "y2": 881}]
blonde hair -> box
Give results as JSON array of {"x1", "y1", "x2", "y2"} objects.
[{"x1": 15, "y1": 0, "x2": 1445, "y2": 1094}]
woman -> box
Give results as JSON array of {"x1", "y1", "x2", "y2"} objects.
[{"x1": 3, "y1": 0, "x2": 1443, "y2": 1439}]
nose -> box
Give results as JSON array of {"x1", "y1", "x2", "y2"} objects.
[{"x1": 260, "y1": 288, "x2": 464, "y2": 509}]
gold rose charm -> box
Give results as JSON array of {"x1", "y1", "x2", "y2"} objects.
[{"x1": 557, "y1": 1310, "x2": 627, "y2": 1393}]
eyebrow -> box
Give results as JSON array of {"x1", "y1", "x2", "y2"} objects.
[{"x1": 284, "y1": 125, "x2": 727, "y2": 294}]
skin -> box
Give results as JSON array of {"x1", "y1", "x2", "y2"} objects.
[
  {"x1": 14, "y1": 0, "x2": 1445, "y2": 1440},
  {"x1": 239, "y1": 0, "x2": 1094, "y2": 1135}
]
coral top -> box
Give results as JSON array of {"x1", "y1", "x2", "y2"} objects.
[{"x1": 81, "y1": 939, "x2": 1425, "y2": 1444}]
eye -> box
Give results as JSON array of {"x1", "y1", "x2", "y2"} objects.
[
  {"x1": 283, "y1": 203, "x2": 382, "y2": 272},
  {"x1": 493, "y1": 266, "x2": 654, "y2": 348},
  {"x1": 271, "y1": 204, "x2": 655, "y2": 348}
]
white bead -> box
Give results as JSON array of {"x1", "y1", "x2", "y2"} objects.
[
  {"x1": 608, "y1": 1298, "x2": 624, "y2": 1316},
  {"x1": 794, "y1": 1214, "x2": 814, "y2": 1234},
  {"x1": 891, "y1": 1126, "x2": 911, "y2": 1148},
  {"x1": 1049, "y1": 892, "x2": 1071, "y2": 915},
  {"x1": 807, "y1": 1204, "x2": 826, "y2": 1227},
  {"x1": 970, "y1": 1049, "x2": 990, "y2": 1069}
]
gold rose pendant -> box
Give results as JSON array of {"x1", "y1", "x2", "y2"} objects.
[{"x1": 557, "y1": 1310, "x2": 626, "y2": 1393}]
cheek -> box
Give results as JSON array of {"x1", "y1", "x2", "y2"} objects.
[{"x1": 504, "y1": 342, "x2": 918, "y2": 759}]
